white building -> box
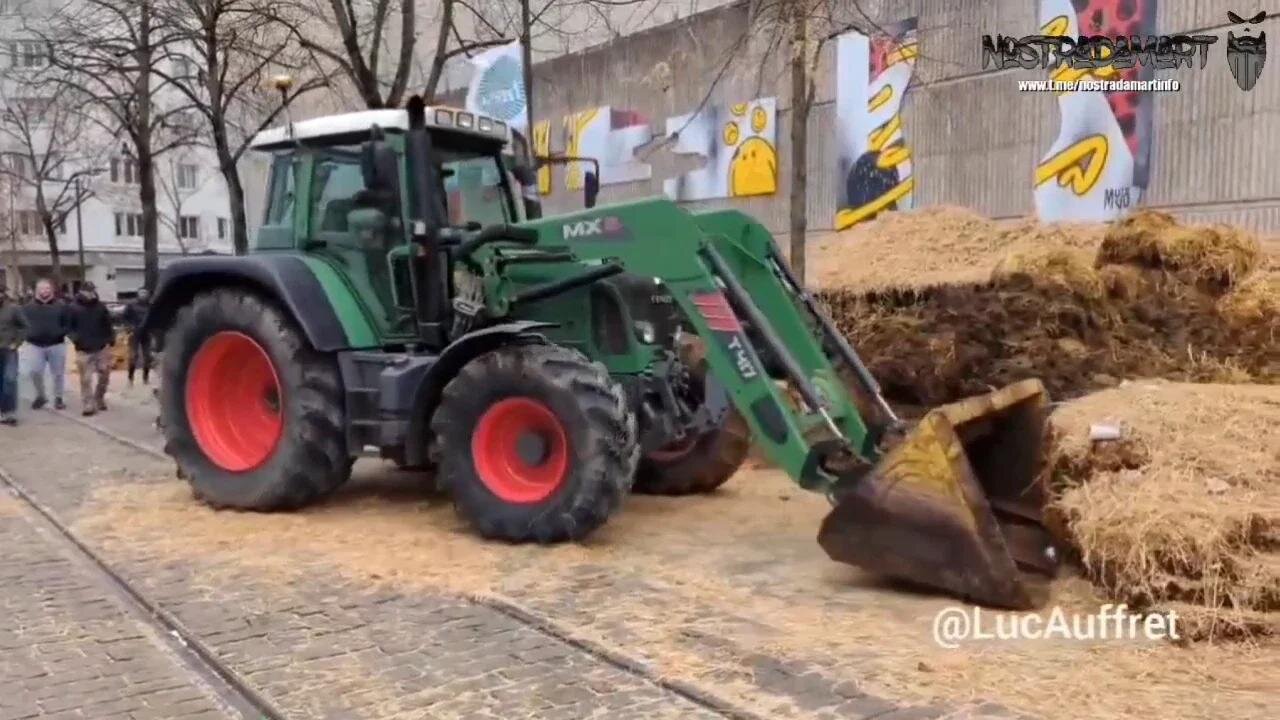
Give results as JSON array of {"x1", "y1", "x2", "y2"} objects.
[{"x1": 0, "y1": 0, "x2": 233, "y2": 301}]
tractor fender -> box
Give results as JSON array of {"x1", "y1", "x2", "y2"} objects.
[
  {"x1": 401, "y1": 321, "x2": 557, "y2": 466},
  {"x1": 141, "y1": 255, "x2": 351, "y2": 352}
]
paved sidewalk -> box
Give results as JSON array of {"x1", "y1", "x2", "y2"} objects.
[
  {"x1": 0, "y1": 493, "x2": 235, "y2": 720},
  {"x1": 0, "y1": 410, "x2": 729, "y2": 719}
]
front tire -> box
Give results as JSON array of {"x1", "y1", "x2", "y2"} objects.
[
  {"x1": 159, "y1": 289, "x2": 351, "y2": 510},
  {"x1": 431, "y1": 344, "x2": 638, "y2": 543}
]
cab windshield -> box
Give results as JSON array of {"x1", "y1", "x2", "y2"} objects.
[{"x1": 438, "y1": 147, "x2": 518, "y2": 227}]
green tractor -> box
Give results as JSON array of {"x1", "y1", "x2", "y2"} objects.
[{"x1": 143, "y1": 96, "x2": 1059, "y2": 609}]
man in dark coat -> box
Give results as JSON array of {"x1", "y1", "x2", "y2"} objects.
[
  {"x1": 69, "y1": 282, "x2": 115, "y2": 416},
  {"x1": 21, "y1": 278, "x2": 71, "y2": 410},
  {"x1": 0, "y1": 286, "x2": 28, "y2": 425},
  {"x1": 122, "y1": 288, "x2": 153, "y2": 385}
]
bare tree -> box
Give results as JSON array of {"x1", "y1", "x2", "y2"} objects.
[
  {"x1": 668, "y1": 0, "x2": 863, "y2": 283},
  {"x1": 1, "y1": 174, "x2": 20, "y2": 293},
  {"x1": 422, "y1": 0, "x2": 512, "y2": 102},
  {"x1": 157, "y1": 0, "x2": 328, "y2": 254},
  {"x1": 0, "y1": 83, "x2": 103, "y2": 282},
  {"x1": 39, "y1": 0, "x2": 199, "y2": 292},
  {"x1": 290, "y1": 0, "x2": 417, "y2": 108}
]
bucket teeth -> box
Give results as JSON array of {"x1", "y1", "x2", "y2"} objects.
[{"x1": 817, "y1": 380, "x2": 1058, "y2": 610}]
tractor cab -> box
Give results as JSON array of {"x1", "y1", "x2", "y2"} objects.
[{"x1": 249, "y1": 104, "x2": 538, "y2": 347}]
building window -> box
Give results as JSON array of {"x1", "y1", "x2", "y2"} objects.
[
  {"x1": 177, "y1": 163, "x2": 198, "y2": 189},
  {"x1": 179, "y1": 215, "x2": 200, "y2": 240},
  {"x1": 16, "y1": 210, "x2": 41, "y2": 235},
  {"x1": 5, "y1": 153, "x2": 30, "y2": 178},
  {"x1": 7, "y1": 41, "x2": 47, "y2": 69},
  {"x1": 217, "y1": 217, "x2": 227, "y2": 240},
  {"x1": 111, "y1": 157, "x2": 139, "y2": 184},
  {"x1": 114, "y1": 211, "x2": 144, "y2": 238}
]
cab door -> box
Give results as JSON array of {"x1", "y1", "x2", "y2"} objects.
[{"x1": 300, "y1": 147, "x2": 416, "y2": 339}]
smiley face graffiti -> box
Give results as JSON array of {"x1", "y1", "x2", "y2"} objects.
[{"x1": 725, "y1": 101, "x2": 779, "y2": 196}]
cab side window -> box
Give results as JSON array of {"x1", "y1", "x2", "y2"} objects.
[{"x1": 254, "y1": 154, "x2": 296, "y2": 249}]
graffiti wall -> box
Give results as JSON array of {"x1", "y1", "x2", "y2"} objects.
[
  {"x1": 833, "y1": 19, "x2": 919, "y2": 230},
  {"x1": 661, "y1": 97, "x2": 778, "y2": 202},
  {"x1": 563, "y1": 107, "x2": 654, "y2": 190},
  {"x1": 1034, "y1": 0, "x2": 1156, "y2": 221}
]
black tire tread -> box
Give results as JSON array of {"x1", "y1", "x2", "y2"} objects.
[
  {"x1": 159, "y1": 288, "x2": 350, "y2": 511},
  {"x1": 431, "y1": 343, "x2": 638, "y2": 543}
]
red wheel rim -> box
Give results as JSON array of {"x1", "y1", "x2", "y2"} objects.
[
  {"x1": 471, "y1": 397, "x2": 570, "y2": 504},
  {"x1": 185, "y1": 331, "x2": 284, "y2": 472}
]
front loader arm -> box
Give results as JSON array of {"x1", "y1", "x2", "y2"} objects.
[
  {"x1": 478, "y1": 200, "x2": 885, "y2": 492},
  {"x1": 663, "y1": 245, "x2": 874, "y2": 491}
]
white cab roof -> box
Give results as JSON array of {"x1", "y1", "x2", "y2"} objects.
[{"x1": 250, "y1": 107, "x2": 512, "y2": 150}]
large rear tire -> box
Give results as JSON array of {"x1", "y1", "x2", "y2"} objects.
[
  {"x1": 634, "y1": 408, "x2": 750, "y2": 494},
  {"x1": 634, "y1": 336, "x2": 750, "y2": 494},
  {"x1": 159, "y1": 289, "x2": 351, "y2": 510},
  {"x1": 431, "y1": 344, "x2": 638, "y2": 543}
]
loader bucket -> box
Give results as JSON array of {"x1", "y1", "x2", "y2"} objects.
[{"x1": 818, "y1": 379, "x2": 1058, "y2": 610}]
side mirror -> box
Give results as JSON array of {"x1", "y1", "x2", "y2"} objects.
[
  {"x1": 512, "y1": 164, "x2": 537, "y2": 187},
  {"x1": 584, "y1": 171, "x2": 599, "y2": 209}
]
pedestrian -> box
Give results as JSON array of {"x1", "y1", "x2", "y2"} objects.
[
  {"x1": 0, "y1": 286, "x2": 28, "y2": 426},
  {"x1": 69, "y1": 282, "x2": 115, "y2": 416},
  {"x1": 123, "y1": 288, "x2": 153, "y2": 385},
  {"x1": 21, "y1": 278, "x2": 71, "y2": 411}
]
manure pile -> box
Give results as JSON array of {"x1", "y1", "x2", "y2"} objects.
[
  {"x1": 812, "y1": 208, "x2": 1279, "y2": 642},
  {"x1": 815, "y1": 209, "x2": 1278, "y2": 408}
]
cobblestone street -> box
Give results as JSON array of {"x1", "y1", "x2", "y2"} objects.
[{"x1": 0, "y1": 373, "x2": 1273, "y2": 720}]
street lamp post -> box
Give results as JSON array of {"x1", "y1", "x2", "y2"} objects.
[{"x1": 75, "y1": 176, "x2": 85, "y2": 283}]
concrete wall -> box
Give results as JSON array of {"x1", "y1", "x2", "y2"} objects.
[{"x1": 519, "y1": 0, "x2": 1280, "y2": 235}]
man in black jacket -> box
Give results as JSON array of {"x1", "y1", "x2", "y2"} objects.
[
  {"x1": 21, "y1": 279, "x2": 70, "y2": 410},
  {"x1": 0, "y1": 287, "x2": 27, "y2": 425},
  {"x1": 122, "y1": 288, "x2": 152, "y2": 385},
  {"x1": 69, "y1": 282, "x2": 115, "y2": 416}
]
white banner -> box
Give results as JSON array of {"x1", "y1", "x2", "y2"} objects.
[{"x1": 464, "y1": 41, "x2": 529, "y2": 134}]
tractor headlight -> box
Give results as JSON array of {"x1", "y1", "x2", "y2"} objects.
[{"x1": 634, "y1": 321, "x2": 656, "y2": 345}]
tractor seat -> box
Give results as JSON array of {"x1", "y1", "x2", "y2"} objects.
[{"x1": 320, "y1": 198, "x2": 355, "y2": 232}]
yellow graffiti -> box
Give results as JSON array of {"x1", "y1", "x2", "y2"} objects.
[
  {"x1": 563, "y1": 108, "x2": 600, "y2": 191},
  {"x1": 834, "y1": 178, "x2": 915, "y2": 230},
  {"x1": 1035, "y1": 134, "x2": 1109, "y2": 196},
  {"x1": 751, "y1": 106, "x2": 768, "y2": 133},
  {"x1": 532, "y1": 120, "x2": 551, "y2": 195},
  {"x1": 875, "y1": 143, "x2": 911, "y2": 169},
  {"x1": 836, "y1": 87, "x2": 914, "y2": 229},
  {"x1": 729, "y1": 136, "x2": 778, "y2": 196},
  {"x1": 1050, "y1": 60, "x2": 1119, "y2": 87},
  {"x1": 731, "y1": 102, "x2": 748, "y2": 117},
  {"x1": 868, "y1": 113, "x2": 902, "y2": 152},
  {"x1": 868, "y1": 85, "x2": 893, "y2": 113},
  {"x1": 885, "y1": 42, "x2": 919, "y2": 68},
  {"x1": 1041, "y1": 15, "x2": 1070, "y2": 36},
  {"x1": 722, "y1": 121, "x2": 740, "y2": 146}
]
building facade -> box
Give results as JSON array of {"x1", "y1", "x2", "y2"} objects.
[{"x1": 0, "y1": 0, "x2": 233, "y2": 300}]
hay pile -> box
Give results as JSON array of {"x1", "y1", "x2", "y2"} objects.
[
  {"x1": 816, "y1": 209, "x2": 1278, "y2": 407},
  {"x1": 809, "y1": 206, "x2": 1106, "y2": 291},
  {"x1": 1049, "y1": 381, "x2": 1280, "y2": 641}
]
